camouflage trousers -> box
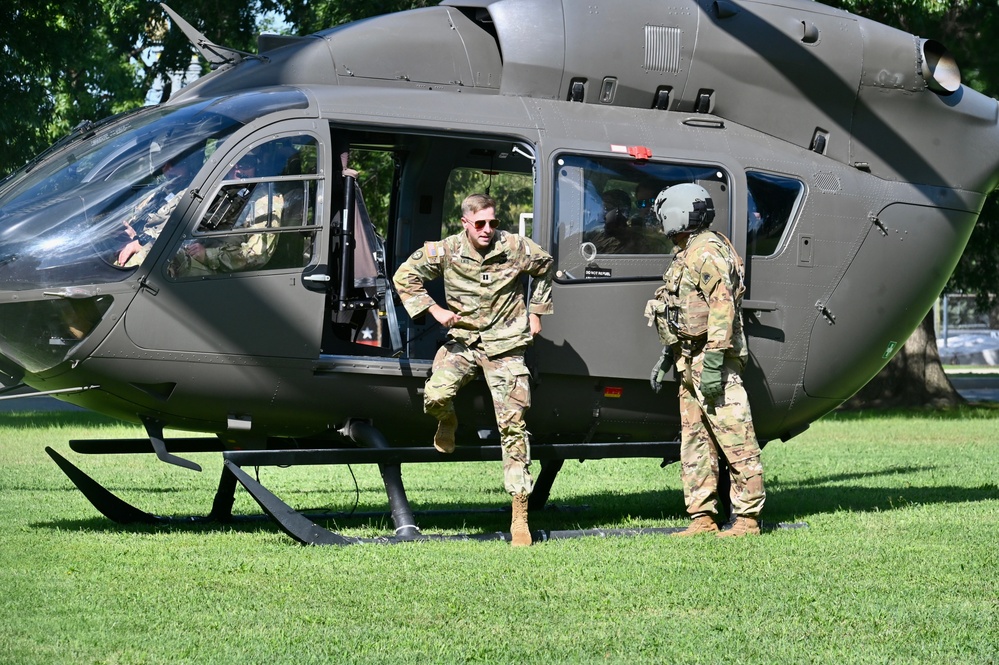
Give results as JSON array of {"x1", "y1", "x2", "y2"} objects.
[
  {"x1": 424, "y1": 340, "x2": 534, "y2": 496},
  {"x1": 676, "y1": 352, "x2": 765, "y2": 518}
]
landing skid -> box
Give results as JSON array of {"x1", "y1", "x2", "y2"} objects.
[
  {"x1": 46, "y1": 446, "x2": 162, "y2": 524},
  {"x1": 45, "y1": 446, "x2": 236, "y2": 525},
  {"x1": 47, "y1": 437, "x2": 805, "y2": 545}
]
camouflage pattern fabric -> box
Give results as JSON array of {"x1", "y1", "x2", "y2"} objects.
[
  {"x1": 424, "y1": 341, "x2": 534, "y2": 496},
  {"x1": 116, "y1": 187, "x2": 186, "y2": 268},
  {"x1": 677, "y1": 353, "x2": 765, "y2": 518},
  {"x1": 653, "y1": 228, "x2": 764, "y2": 518},
  {"x1": 169, "y1": 187, "x2": 283, "y2": 277},
  {"x1": 394, "y1": 229, "x2": 553, "y2": 496},
  {"x1": 660, "y1": 229, "x2": 747, "y2": 362},
  {"x1": 393, "y1": 230, "x2": 554, "y2": 357},
  {"x1": 643, "y1": 296, "x2": 679, "y2": 348}
]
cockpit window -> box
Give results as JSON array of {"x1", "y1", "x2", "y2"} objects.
[
  {"x1": 746, "y1": 171, "x2": 804, "y2": 257},
  {"x1": 0, "y1": 89, "x2": 310, "y2": 291},
  {"x1": 553, "y1": 154, "x2": 729, "y2": 282},
  {"x1": 168, "y1": 135, "x2": 321, "y2": 278}
]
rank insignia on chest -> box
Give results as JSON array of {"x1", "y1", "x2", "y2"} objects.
[{"x1": 480, "y1": 272, "x2": 492, "y2": 283}]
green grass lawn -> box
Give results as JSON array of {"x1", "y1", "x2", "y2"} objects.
[{"x1": 1, "y1": 407, "x2": 997, "y2": 664}]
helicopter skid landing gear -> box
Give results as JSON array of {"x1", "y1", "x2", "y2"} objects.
[
  {"x1": 44, "y1": 441, "x2": 523, "y2": 544},
  {"x1": 41, "y1": 438, "x2": 804, "y2": 546},
  {"x1": 45, "y1": 446, "x2": 162, "y2": 525},
  {"x1": 45, "y1": 445, "x2": 237, "y2": 526}
]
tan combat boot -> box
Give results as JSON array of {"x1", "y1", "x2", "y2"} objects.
[
  {"x1": 671, "y1": 514, "x2": 719, "y2": 537},
  {"x1": 717, "y1": 516, "x2": 761, "y2": 537},
  {"x1": 510, "y1": 494, "x2": 531, "y2": 547},
  {"x1": 433, "y1": 413, "x2": 458, "y2": 453}
]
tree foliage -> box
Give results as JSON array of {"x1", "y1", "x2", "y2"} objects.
[
  {"x1": 279, "y1": 0, "x2": 432, "y2": 35},
  {"x1": 0, "y1": 0, "x2": 276, "y2": 177}
]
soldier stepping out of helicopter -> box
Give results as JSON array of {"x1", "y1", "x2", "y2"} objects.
[{"x1": 393, "y1": 193, "x2": 554, "y2": 547}]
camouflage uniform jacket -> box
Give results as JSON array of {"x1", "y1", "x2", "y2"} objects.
[
  {"x1": 168, "y1": 187, "x2": 283, "y2": 277},
  {"x1": 201, "y1": 188, "x2": 283, "y2": 273},
  {"x1": 117, "y1": 187, "x2": 187, "y2": 268},
  {"x1": 393, "y1": 230, "x2": 554, "y2": 357},
  {"x1": 657, "y1": 229, "x2": 747, "y2": 362}
]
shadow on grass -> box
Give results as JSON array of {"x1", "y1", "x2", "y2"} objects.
[
  {"x1": 782, "y1": 465, "x2": 936, "y2": 487},
  {"x1": 19, "y1": 402, "x2": 999, "y2": 542},
  {"x1": 31, "y1": 473, "x2": 998, "y2": 543}
]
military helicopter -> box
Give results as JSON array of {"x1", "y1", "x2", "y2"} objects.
[{"x1": 1, "y1": 0, "x2": 996, "y2": 545}]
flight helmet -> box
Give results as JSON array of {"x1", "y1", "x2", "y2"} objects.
[{"x1": 654, "y1": 183, "x2": 716, "y2": 238}]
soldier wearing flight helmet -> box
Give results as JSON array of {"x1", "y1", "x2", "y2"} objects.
[{"x1": 644, "y1": 183, "x2": 766, "y2": 537}]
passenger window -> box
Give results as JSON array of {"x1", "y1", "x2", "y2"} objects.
[
  {"x1": 168, "y1": 135, "x2": 320, "y2": 279},
  {"x1": 553, "y1": 154, "x2": 729, "y2": 282},
  {"x1": 746, "y1": 171, "x2": 803, "y2": 257}
]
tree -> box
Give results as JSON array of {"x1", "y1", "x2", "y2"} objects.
[
  {"x1": 826, "y1": 0, "x2": 999, "y2": 407},
  {"x1": 279, "y1": 0, "x2": 432, "y2": 35},
  {"x1": 0, "y1": 0, "x2": 276, "y2": 177}
]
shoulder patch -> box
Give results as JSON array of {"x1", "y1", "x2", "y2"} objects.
[{"x1": 410, "y1": 249, "x2": 423, "y2": 261}]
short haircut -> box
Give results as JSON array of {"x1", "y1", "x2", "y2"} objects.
[{"x1": 461, "y1": 193, "x2": 496, "y2": 216}]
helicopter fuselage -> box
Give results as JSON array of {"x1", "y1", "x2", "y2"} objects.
[{"x1": 1, "y1": 0, "x2": 996, "y2": 454}]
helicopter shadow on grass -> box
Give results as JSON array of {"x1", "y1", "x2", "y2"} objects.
[
  {"x1": 20, "y1": 400, "x2": 998, "y2": 540},
  {"x1": 29, "y1": 461, "x2": 998, "y2": 542}
]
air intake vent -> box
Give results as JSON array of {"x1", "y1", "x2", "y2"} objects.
[
  {"x1": 644, "y1": 25, "x2": 682, "y2": 73},
  {"x1": 813, "y1": 172, "x2": 842, "y2": 193}
]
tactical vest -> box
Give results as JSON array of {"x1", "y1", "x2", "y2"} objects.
[{"x1": 653, "y1": 230, "x2": 745, "y2": 343}]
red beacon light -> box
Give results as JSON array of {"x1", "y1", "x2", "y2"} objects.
[{"x1": 610, "y1": 144, "x2": 652, "y2": 160}]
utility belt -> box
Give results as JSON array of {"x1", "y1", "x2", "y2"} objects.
[{"x1": 676, "y1": 336, "x2": 707, "y2": 358}]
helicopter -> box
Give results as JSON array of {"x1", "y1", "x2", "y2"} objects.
[{"x1": 1, "y1": 0, "x2": 996, "y2": 545}]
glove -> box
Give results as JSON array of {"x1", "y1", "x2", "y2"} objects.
[
  {"x1": 650, "y1": 349, "x2": 673, "y2": 393},
  {"x1": 699, "y1": 350, "x2": 725, "y2": 402}
]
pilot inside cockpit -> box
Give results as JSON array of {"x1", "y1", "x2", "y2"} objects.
[
  {"x1": 168, "y1": 148, "x2": 285, "y2": 277},
  {"x1": 114, "y1": 153, "x2": 199, "y2": 268}
]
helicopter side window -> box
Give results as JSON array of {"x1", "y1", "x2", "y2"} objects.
[
  {"x1": 746, "y1": 171, "x2": 804, "y2": 258},
  {"x1": 553, "y1": 154, "x2": 729, "y2": 282},
  {"x1": 168, "y1": 135, "x2": 320, "y2": 279}
]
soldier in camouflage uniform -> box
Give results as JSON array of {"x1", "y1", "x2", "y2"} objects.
[
  {"x1": 392, "y1": 193, "x2": 554, "y2": 547},
  {"x1": 169, "y1": 154, "x2": 284, "y2": 277},
  {"x1": 115, "y1": 156, "x2": 196, "y2": 268},
  {"x1": 644, "y1": 183, "x2": 765, "y2": 537}
]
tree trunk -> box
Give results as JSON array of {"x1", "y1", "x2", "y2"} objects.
[{"x1": 842, "y1": 312, "x2": 965, "y2": 409}]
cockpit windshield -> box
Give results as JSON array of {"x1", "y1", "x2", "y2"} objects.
[{"x1": 0, "y1": 89, "x2": 309, "y2": 291}]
